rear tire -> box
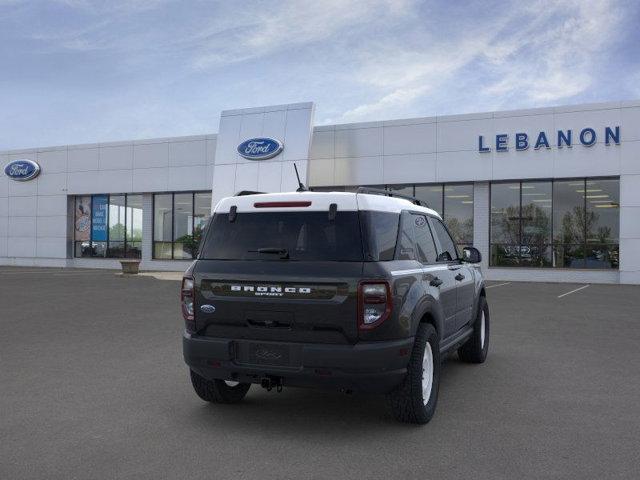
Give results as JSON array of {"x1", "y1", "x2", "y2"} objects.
[
  {"x1": 190, "y1": 370, "x2": 251, "y2": 404},
  {"x1": 458, "y1": 296, "x2": 489, "y2": 363},
  {"x1": 387, "y1": 323, "x2": 440, "y2": 424}
]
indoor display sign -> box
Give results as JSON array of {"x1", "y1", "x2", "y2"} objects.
[
  {"x1": 91, "y1": 195, "x2": 108, "y2": 242},
  {"x1": 75, "y1": 196, "x2": 91, "y2": 242}
]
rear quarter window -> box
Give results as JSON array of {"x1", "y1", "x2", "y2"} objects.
[{"x1": 360, "y1": 211, "x2": 400, "y2": 261}]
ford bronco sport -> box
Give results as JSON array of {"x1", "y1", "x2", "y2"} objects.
[{"x1": 182, "y1": 188, "x2": 489, "y2": 424}]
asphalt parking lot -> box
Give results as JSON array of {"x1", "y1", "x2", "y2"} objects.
[{"x1": 1, "y1": 268, "x2": 639, "y2": 479}]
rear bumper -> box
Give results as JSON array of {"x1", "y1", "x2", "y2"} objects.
[{"x1": 183, "y1": 333, "x2": 414, "y2": 394}]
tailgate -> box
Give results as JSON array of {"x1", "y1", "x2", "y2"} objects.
[{"x1": 193, "y1": 260, "x2": 363, "y2": 344}]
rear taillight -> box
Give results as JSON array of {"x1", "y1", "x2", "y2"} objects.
[
  {"x1": 358, "y1": 281, "x2": 392, "y2": 330},
  {"x1": 181, "y1": 277, "x2": 195, "y2": 322}
]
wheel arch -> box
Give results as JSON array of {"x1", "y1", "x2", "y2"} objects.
[{"x1": 413, "y1": 304, "x2": 444, "y2": 339}]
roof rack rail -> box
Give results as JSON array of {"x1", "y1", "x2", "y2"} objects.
[
  {"x1": 356, "y1": 187, "x2": 428, "y2": 208},
  {"x1": 235, "y1": 190, "x2": 265, "y2": 196}
]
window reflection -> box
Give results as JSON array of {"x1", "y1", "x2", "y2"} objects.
[
  {"x1": 73, "y1": 193, "x2": 143, "y2": 259},
  {"x1": 521, "y1": 181, "x2": 552, "y2": 267},
  {"x1": 444, "y1": 184, "x2": 473, "y2": 249},
  {"x1": 414, "y1": 185, "x2": 443, "y2": 216},
  {"x1": 154, "y1": 194, "x2": 172, "y2": 259},
  {"x1": 585, "y1": 178, "x2": 619, "y2": 268},
  {"x1": 490, "y1": 178, "x2": 619, "y2": 269},
  {"x1": 490, "y1": 183, "x2": 520, "y2": 266},
  {"x1": 126, "y1": 195, "x2": 143, "y2": 259},
  {"x1": 173, "y1": 193, "x2": 194, "y2": 260},
  {"x1": 153, "y1": 191, "x2": 213, "y2": 260}
]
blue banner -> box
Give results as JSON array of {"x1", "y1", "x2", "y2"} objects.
[{"x1": 91, "y1": 195, "x2": 108, "y2": 242}]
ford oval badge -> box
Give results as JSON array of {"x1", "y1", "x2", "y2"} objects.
[
  {"x1": 200, "y1": 304, "x2": 216, "y2": 314},
  {"x1": 237, "y1": 137, "x2": 283, "y2": 160},
  {"x1": 4, "y1": 159, "x2": 41, "y2": 182}
]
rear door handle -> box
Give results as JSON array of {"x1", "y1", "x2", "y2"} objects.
[
  {"x1": 429, "y1": 277, "x2": 443, "y2": 287},
  {"x1": 455, "y1": 273, "x2": 465, "y2": 281}
]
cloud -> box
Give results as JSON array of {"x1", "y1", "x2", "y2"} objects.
[
  {"x1": 190, "y1": 0, "x2": 415, "y2": 69},
  {"x1": 0, "y1": 0, "x2": 635, "y2": 149},
  {"x1": 334, "y1": 0, "x2": 627, "y2": 122},
  {"x1": 481, "y1": 0, "x2": 622, "y2": 104}
]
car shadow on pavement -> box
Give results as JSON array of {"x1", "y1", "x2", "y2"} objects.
[{"x1": 180, "y1": 354, "x2": 476, "y2": 434}]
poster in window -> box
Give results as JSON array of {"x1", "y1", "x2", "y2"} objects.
[
  {"x1": 75, "y1": 196, "x2": 91, "y2": 241},
  {"x1": 91, "y1": 195, "x2": 108, "y2": 242}
]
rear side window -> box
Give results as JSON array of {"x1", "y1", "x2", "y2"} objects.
[
  {"x1": 200, "y1": 211, "x2": 363, "y2": 261},
  {"x1": 359, "y1": 211, "x2": 399, "y2": 261},
  {"x1": 396, "y1": 212, "x2": 416, "y2": 260},
  {"x1": 412, "y1": 214, "x2": 438, "y2": 264},
  {"x1": 431, "y1": 218, "x2": 458, "y2": 261}
]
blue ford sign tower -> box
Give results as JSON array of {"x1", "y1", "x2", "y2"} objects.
[
  {"x1": 4, "y1": 159, "x2": 41, "y2": 181},
  {"x1": 237, "y1": 137, "x2": 284, "y2": 160}
]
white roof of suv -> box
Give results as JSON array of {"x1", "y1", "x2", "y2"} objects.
[{"x1": 214, "y1": 191, "x2": 442, "y2": 219}]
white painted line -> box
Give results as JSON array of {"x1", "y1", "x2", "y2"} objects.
[
  {"x1": 486, "y1": 282, "x2": 511, "y2": 289},
  {"x1": 557, "y1": 284, "x2": 590, "y2": 298}
]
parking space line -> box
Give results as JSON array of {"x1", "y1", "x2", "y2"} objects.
[
  {"x1": 486, "y1": 282, "x2": 511, "y2": 289},
  {"x1": 557, "y1": 284, "x2": 590, "y2": 298}
]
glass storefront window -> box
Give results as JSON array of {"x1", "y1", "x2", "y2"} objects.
[
  {"x1": 490, "y1": 182, "x2": 520, "y2": 266},
  {"x1": 491, "y1": 178, "x2": 619, "y2": 269},
  {"x1": 126, "y1": 195, "x2": 143, "y2": 259},
  {"x1": 312, "y1": 183, "x2": 473, "y2": 248},
  {"x1": 173, "y1": 193, "x2": 194, "y2": 260},
  {"x1": 414, "y1": 185, "x2": 443, "y2": 215},
  {"x1": 520, "y1": 181, "x2": 552, "y2": 267},
  {"x1": 108, "y1": 195, "x2": 126, "y2": 258},
  {"x1": 73, "y1": 193, "x2": 143, "y2": 259},
  {"x1": 585, "y1": 178, "x2": 619, "y2": 268},
  {"x1": 153, "y1": 194, "x2": 172, "y2": 259},
  {"x1": 74, "y1": 196, "x2": 92, "y2": 257},
  {"x1": 444, "y1": 184, "x2": 473, "y2": 249},
  {"x1": 153, "y1": 191, "x2": 212, "y2": 260},
  {"x1": 553, "y1": 180, "x2": 587, "y2": 268}
]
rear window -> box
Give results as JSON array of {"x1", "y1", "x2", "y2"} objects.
[{"x1": 200, "y1": 211, "x2": 364, "y2": 261}]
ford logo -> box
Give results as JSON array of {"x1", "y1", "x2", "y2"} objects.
[
  {"x1": 200, "y1": 304, "x2": 216, "y2": 314},
  {"x1": 237, "y1": 137, "x2": 283, "y2": 160},
  {"x1": 4, "y1": 159, "x2": 41, "y2": 182}
]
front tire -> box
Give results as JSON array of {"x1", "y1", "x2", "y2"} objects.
[
  {"x1": 190, "y1": 370, "x2": 251, "y2": 404},
  {"x1": 458, "y1": 296, "x2": 489, "y2": 363},
  {"x1": 387, "y1": 323, "x2": 440, "y2": 424}
]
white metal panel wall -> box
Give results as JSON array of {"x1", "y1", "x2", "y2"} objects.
[
  {"x1": 211, "y1": 103, "x2": 315, "y2": 208},
  {"x1": 308, "y1": 100, "x2": 640, "y2": 284},
  {"x1": 0, "y1": 134, "x2": 216, "y2": 269}
]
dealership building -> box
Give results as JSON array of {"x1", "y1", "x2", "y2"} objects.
[{"x1": 1, "y1": 100, "x2": 639, "y2": 284}]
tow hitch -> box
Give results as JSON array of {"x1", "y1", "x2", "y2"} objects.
[{"x1": 260, "y1": 376, "x2": 284, "y2": 392}]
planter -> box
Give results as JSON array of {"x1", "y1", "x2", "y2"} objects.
[{"x1": 119, "y1": 259, "x2": 141, "y2": 274}]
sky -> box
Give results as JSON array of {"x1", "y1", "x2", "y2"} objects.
[{"x1": 1, "y1": 0, "x2": 639, "y2": 150}]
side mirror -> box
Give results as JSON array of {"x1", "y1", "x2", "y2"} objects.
[{"x1": 462, "y1": 247, "x2": 482, "y2": 263}]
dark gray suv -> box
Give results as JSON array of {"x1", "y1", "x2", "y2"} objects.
[{"x1": 182, "y1": 188, "x2": 489, "y2": 424}]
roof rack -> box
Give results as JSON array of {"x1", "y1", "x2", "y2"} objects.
[
  {"x1": 235, "y1": 190, "x2": 265, "y2": 196},
  {"x1": 356, "y1": 187, "x2": 429, "y2": 208}
]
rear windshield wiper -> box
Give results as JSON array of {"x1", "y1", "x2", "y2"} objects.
[{"x1": 248, "y1": 247, "x2": 290, "y2": 259}]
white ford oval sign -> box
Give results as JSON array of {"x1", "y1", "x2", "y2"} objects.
[
  {"x1": 237, "y1": 138, "x2": 283, "y2": 160},
  {"x1": 4, "y1": 159, "x2": 41, "y2": 181}
]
